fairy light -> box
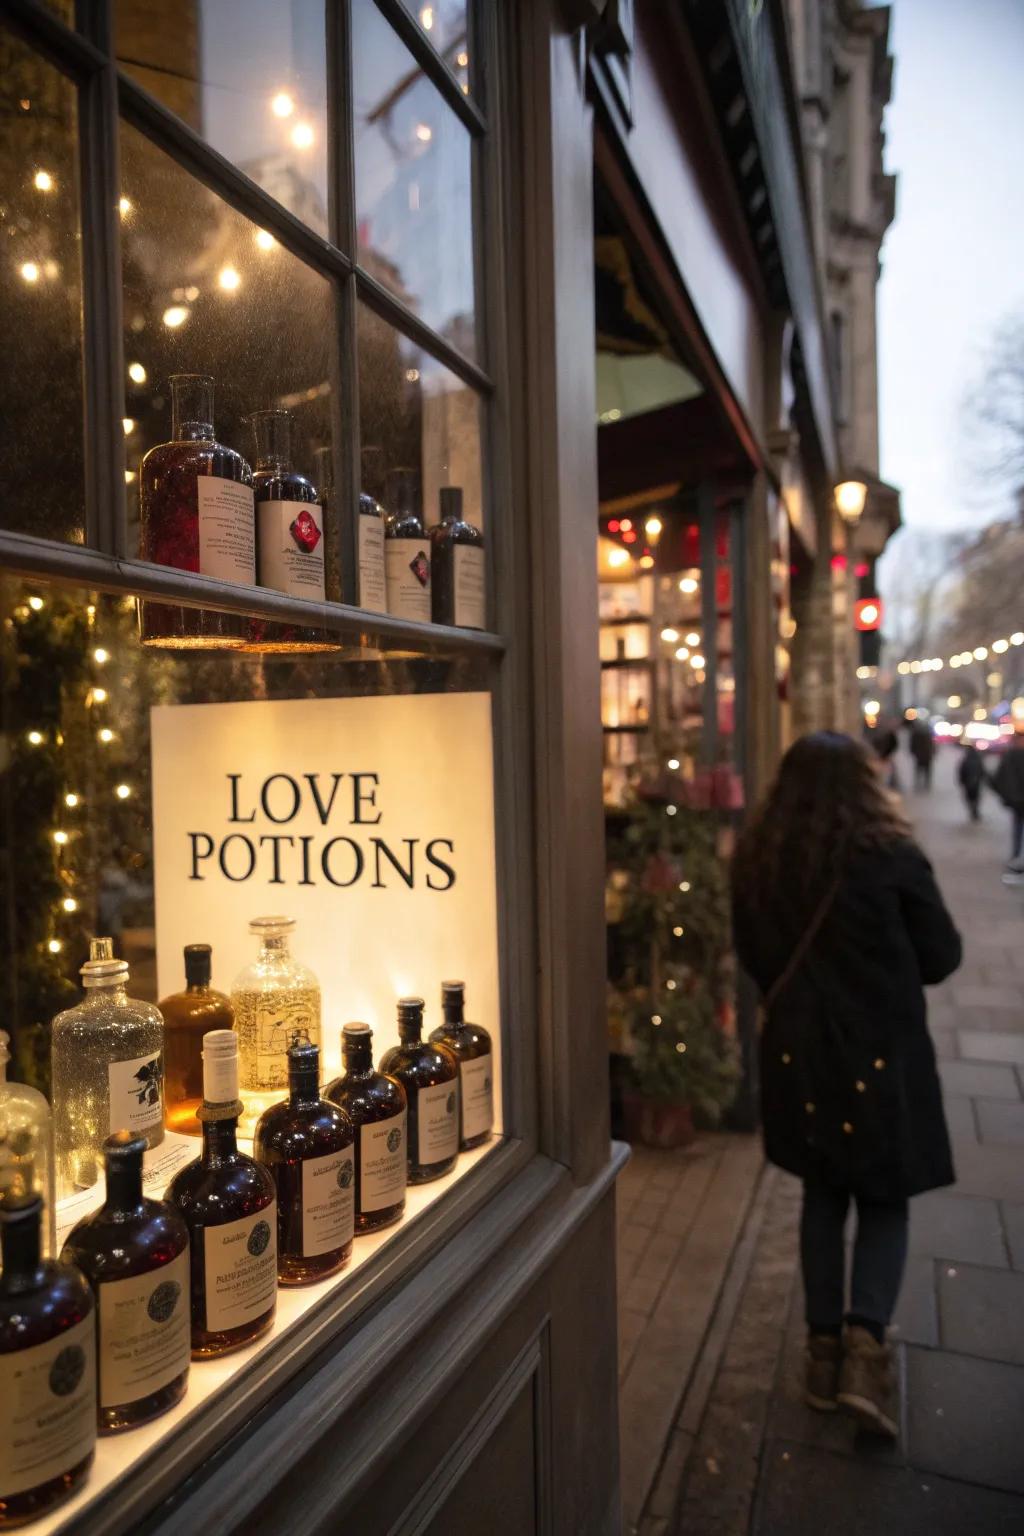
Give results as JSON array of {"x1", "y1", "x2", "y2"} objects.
[
  {"x1": 63, "y1": 897, "x2": 77, "y2": 913},
  {"x1": 667, "y1": 758, "x2": 680, "y2": 770},
  {"x1": 673, "y1": 925, "x2": 684, "y2": 937},
  {"x1": 674, "y1": 646, "x2": 690, "y2": 662},
  {"x1": 90, "y1": 687, "x2": 107, "y2": 704},
  {"x1": 218, "y1": 266, "x2": 241, "y2": 293},
  {"x1": 690, "y1": 653, "x2": 706, "y2": 669},
  {"x1": 20, "y1": 261, "x2": 40, "y2": 283},
  {"x1": 291, "y1": 122, "x2": 315, "y2": 150},
  {"x1": 53, "y1": 830, "x2": 68, "y2": 846},
  {"x1": 661, "y1": 627, "x2": 679, "y2": 643},
  {"x1": 255, "y1": 229, "x2": 276, "y2": 251},
  {"x1": 162, "y1": 305, "x2": 189, "y2": 328},
  {"x1": 26, "y1": 730, "x2": 43, "y2": 746},
  {"x1": 115, "y1": 784, "x2": 131, "y2": 800},
  {"x1": 685, "y1": 632, "x2": 700, "y2": 647},
  {"x1": 93, "y1": 647, "x2": 109, "y2": 664},
  {"x1": 679, "y1": 576, "x2": 699, "y2": 595},
  {"x1": 65, "y1": 792, "x2": 79, "y2": 808},
  {"x1": 675, "y1": 1042, "x2": 687, "y2": 1054},
  {"x1": 47, "y1": 938, "x2": 63, "y2": 954},
  {"x1": 651, "y1": 1015, "x2": 662, "y2": 1026},
  {"x1": 33, "y1": 169, "x2": 54, "y2": 192},
  {"x1": 666, "y1": 805, "x2": 677, "y2": 816},
  {"x1": 119, "y1": 196, "x2": 132, "y2": 218},
  {"x1": 128, "y1": 362, "x2": 146, "y2": 384},
  {"x1": 28, "y1": 595, "x2": 44, "y2": 611},
  {"x1": 679, "y1": 881, "x2": 691, "y2": 892},
  {"x1": 992, "y1": 638, "x2": 1009, "y2": 654},
  {"x1": 98, "y1": 728, "x2": 114, "y2": 744},
  {"x1": 666, "y1": 979, "x2": 677, "y2": 990},
  {"x1": 271, "y1": 91, "x2": 295, "y2": 118}
]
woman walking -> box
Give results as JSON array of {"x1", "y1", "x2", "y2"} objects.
[{"x1": 731, "y1": 732, "x2": 961, "y2": 1437}]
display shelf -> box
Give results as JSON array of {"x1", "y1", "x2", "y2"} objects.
[{"x1": 35, "y1": 1136, "x2": 501, "y2": 1536}]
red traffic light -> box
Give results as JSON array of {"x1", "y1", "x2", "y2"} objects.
[{"x1": 854, "y1": 598, "x2": 883, "y2": 632}]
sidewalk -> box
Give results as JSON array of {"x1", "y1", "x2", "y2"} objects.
[{"x1": 617, "y1": 750, "x2": 1024, "y2": 1535}]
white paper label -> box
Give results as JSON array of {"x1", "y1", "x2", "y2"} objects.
[
  {"x1": 301, "y1": 1148, "x2": 355, "y2": 1256},
  {"x1": 97, "y1": 1247, "x2": 190, "y2": 1408},
  {"x1": 108, "y1": 1052, "x2": 164, "y2": 1141},
  {"x1": 359, "y1": 515, "x2": 387, "y2": 614},
  {"x1": 460, "y1": 1054, "x2": 493, "y2": 1142},
  {"x1": 197, "y1": 476, "x2": 256, "y2": 585},
  {"x1": 453, "y1": 545, "x2": 486, "y2": 630},
  {"x1": 257, "y1": 499, "x2": 326, "y2": 601},
  {"x1": 0, "y1": 1315, "x2": 95, "y2": 1498},
  {"x1": 417, "y1": 1078, "x2": 459, "y2": 1165},
  {"x1": 358, "y1": 1110, "x2": 407, "y2": 1213},
  {"x1": 201, "y1": 1205, "x2": 277, "y2": 1333},
  {"x1": 385, "y1": 539, "x2": 431, "y2": 622}
]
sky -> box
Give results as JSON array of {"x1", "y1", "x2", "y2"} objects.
[{"x1": 877, "y1": 0, "x2": 1024, "y2": 534}]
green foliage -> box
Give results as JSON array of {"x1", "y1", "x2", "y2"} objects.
[{"x1": 627, "y1": 984, "x2": 740, "y2": 1122}]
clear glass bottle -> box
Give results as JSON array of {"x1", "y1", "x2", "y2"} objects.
[
  {"x1": 254, "y1": 1039, "x2": 354, "y2": 1285},
  {"x1": 248, "y1": 409, "x2": 335, "y2": 654},
  {"x1": 0, "y1": 1194, "x2": 96, "y2": 1525},
  {"x1": 231, "y1": 917, "x2": 322, "y2": 1135},
  {"x1": 61, "y1": 1133, "x2": 190, "y2": 1433},
  {"x1": 138, "y1": 373, "x2": 254, "y2": 649},
  {"x1": 383, "y1": 468, "x2": 431, "y2": 623},
  {"x1": 0, "y1": 1031, "x2": 56, "y2": 1259},
  {"x1": 429, "y1": 981, "x2": 494, "y2": 1150},
  {"x1": 159, "y1": 945, "x2": 234, "y2": 1137},
  {"x1": 429, "y1": 487, "x2": 485, "y2": 630},
  {"x1": 325, "y1": 1024, "x2": 407, "y2": 1234},
  {"x1": 379, "y1": 999, "x2": 459, "y2": 1184},
  {"x1": 166, "y1": 1032, "x2": 277, "y2": 1359},
  {"x1": 52, "y1": 939, "x2": 165, "y2": 1197}
]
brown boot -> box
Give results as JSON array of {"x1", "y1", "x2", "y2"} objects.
[
  {"x1": 804, "y1": 1333, "x2": 842, "y2": 1412},
  {"x1": 837, "y1": 1324, "x2": 898, "y2": 1437}
]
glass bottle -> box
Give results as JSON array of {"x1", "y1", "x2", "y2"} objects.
[
  {"x1": 0, "y1": 1031, "x2": 56, "y2": 1260},
  {"x1": 0, "y1": 1194, "x2": 96, "y2": 1525},
  {"x1": 325, "y1": 1024, "x2": 407, "y2": 1234},
  {"x1": 428, "y1": 981, "x2": 494, "y2": 1150},
  {"x1": 61, "y1": 1134, "x2": 190, "y2": 1433},
  {"x1": 254, "y1": 1039, "x2": 354, "y2": 1285},
  {"x1": 383, "y1": 468, "x2": 431, "y2": 623},
  {"x1": 248, "y1": 409, "x2": 335, "y2": 654},
  {"x1": 138, "y1": 373, "x2": 254, "y2": 649},
  {"x1": 358, "y1": 446, "x2": 387, "y2": 614},
  {"x1": 52, "y1": 939, "x2": 165, "y2": 1197},
  {"x1": 231, "y1": 916, "x2": 322, "y2": 1136},
  {"x1": 166, "y1": 1032, "x2": 277, "y2": 1359},
  {"x1": 379, "y1": 999, "x2": 459, "y2": 1185},
  {"x1": 429, "y1": 487, "x2": 485, "y2": 630},
  {"x1": 159, "y1": 945, "x2": 234, "y2": 1137}
]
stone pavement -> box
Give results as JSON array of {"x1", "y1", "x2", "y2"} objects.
[{"x1": 617, "y1": 750, "x2": 1024, "y2": 1536}]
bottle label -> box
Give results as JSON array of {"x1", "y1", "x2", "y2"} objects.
[
  {"x1": 0, "y1": 1314, "x2": 95, "y2": 1498},
  {"x1": 108, "y1": 1051, "x2": 164, "y2": 1141},
  {"x1": 233, "y1": 991, "x2": 321, "y2": 1092},
  {"x1": 417, "y1": 1079, "x2": 459, "y2": 1165},
  {"x1": 385, "y1": 539, "x2": 431, "y2": 623},
  {"x1": 359, "y1": 515, "x2": 388, "y2": 614},
  {"x1": 359, "y1": 1110, "x2": 407, "y2": 1213},
  {"x1": 202, "y1": 1204, "x2": 278, "y2": 1334},
  {"x1": 460, "y1": 1054, "x2": 494, "y2": 1142},
  {"x1": 301, "y1": 1147, "x2": 355, "y2": 1256},
  {"x1": 257, "y1": 499, "x2": 326, "y2": 601},
  {"x1": 453, "y1": 545, "x2": 486, "y2": 630},
  {"x1": 197, "y1": 476, "x2": 256, "y2": 585},
  {"x1": 98, "y1": 1247, "x2": 190, "y2": 1409}
]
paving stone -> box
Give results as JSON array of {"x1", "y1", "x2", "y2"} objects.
[
  {"x1": 1001, "y1": 1203, "x2": 1024, "y2": 1270},
  {"x1": 938, "y1": 1061, "x2": 1021, "y2": 1100},
  {"x1": 646, "y1": 1428, "x2": 694, "y2": 1520},
  {"x1": 946, "y1": 1140, "x2": 1024, "y2": 1202},
  {"x1": 909, "y1": 1191, "x2": 1008, "y2": 1267},
  {"x1": 940, "y1": 1095, "x2": 976, "y2": 1143},
  {"x1": 952, "y1": 984, "x2": 1024, "y2": 1009},
  {"x1": 937, "y1": 1263, "x2": 1024, "y2": 1364},
  {"x1": 928, "y1": 1027, "x2": 957, "y2": 1060},
  {"x1": 976, "y1": 1098, "x2": 1024, "y2": 1147},
  {"x1": 904, "y1": 1347, "x2": 1024, "y2": 1494},
  {"x1": 957, "y1": 1029, "x2": 1024, "y2": 1064},
  {"x1": 890, "y1": 1256, "x2": 939, "y2": 1347}
]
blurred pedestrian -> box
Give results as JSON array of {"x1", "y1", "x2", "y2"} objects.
[
  {"x1": 991, "y1": 729, "x2": 1024, "y2": 884},
  {"x1": 909, "y1": 720, "x2": 935, "y2": 792},
  {"x1": 872, "y1": 716, "x2": 901, "y2": 791},
  {"x1": 731, "y1": 732, "x2": 961, "y2": 1438},
  {"x1": 957, "y1": 742, "x2": 985, "y2": 822}
]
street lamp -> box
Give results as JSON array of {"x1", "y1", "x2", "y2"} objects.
[{"x1": 835, "y1": 480, "x2": 868, "y2": 524}]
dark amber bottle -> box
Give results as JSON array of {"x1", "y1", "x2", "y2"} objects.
[
  {"x1": 428, "y1": 981, "x2": 494, "y2": 1150},
  {"x1": 159, "y1": 944, "x2": 234, "y2": 1136},
  {"x1": 0, "y1": 1195, "x2": 96, "y2": 1526},
  {"x1": 62, "y1": 1133, "x2": 190, "y2": 1433},
  {"x1": 166, "y1": 1032, "x2": 277, "y2": 1358},
  {"x1": 254, "y1": 1040, "x2": 354, "y2": 1285},
  {"x1": 325, "y1": 1024, "x2": 407, "y2": 1234},
  {"x1": 429, "y1": 487, "x2": 485, "y2": 629},
  {"x1": 379, "y1": 1000, "x2": 459, "y2": 1184}
]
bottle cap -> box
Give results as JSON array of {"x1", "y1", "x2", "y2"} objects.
[
  {"x1": 342, "y1": 1022, "x2": 372, "y2": 1041},
  {"x1": 249, "y1": 915, "x2": 295, "y2": 937},
  {"x1": 439, "y1": 486, "x2": 463, "y2": 521},
  {"x1": 441, "y1": 980, "x2": 465, "y2": 1001},
  {"x1": 184, "y1": 943, "x2": 212, "y2": 987},
  {"x1": 201, "y1": 1029, "x2": 240, "y2": 1108},
  {"x1": 287, "y1": 1036, "x2": 319, "y2": 1074},
  {"x1": 103, "y1": 1131, "x2": 147, "y2": 1164},
  {"x1": 82, "y1": 937, "x2": 129, "y2": 987}
]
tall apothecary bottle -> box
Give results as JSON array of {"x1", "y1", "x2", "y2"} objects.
[
  {"x1": 52, "y1": 940, "x2": 164, "y2": 1196},
  {"x1": 0, "y1": 1031, "x2": 56, "y2": 1258},
  {"x1": 138, "y1": 373, "x2": 255, "y2": 649},
  {"x1": 429, "y1": 981, "x2": 494, "y2": 1150},
  {"x1": 326, "y1": 1024, "x2": 407, "y2": 1234},
  {"x1": 380, "y1": 999, "x2": 459, "y2": 1184},
  {"x1": 429, "y1": 488, "x2": 486, "y2": 630},
  {"x1": 159, "y1": 944, "x2": 233, "y2": 1137},
  {"x1": 231, "y1": 917, "x2": 321, "y2": 1133}
]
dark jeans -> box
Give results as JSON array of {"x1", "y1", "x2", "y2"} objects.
[
  {"x1": 800, "y1": 1181, "x2": 908, "y2": 1334},
  {"x1": 1011, "y1": 810, "x2": 1024, "y2": 861}
]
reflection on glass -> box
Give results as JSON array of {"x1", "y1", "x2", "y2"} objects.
[
  {"x1": 115, "y1": 0, "x2": 328, "y2": 237},
  {"x1": 0, "y1": 27, "x2": 85, "y2": 544},
  {"x1": 411, "y1": 0, "x2": 470, "y2": 88},
  {"x1": 353, "y1": 0, "x2": 477, "y2": 358},
  {"x1": 119, "y1": 123, "x2": 334, "y2": 568},
  {"x1": 358, "y1": 305, "x2": 483, "y2": 538}
]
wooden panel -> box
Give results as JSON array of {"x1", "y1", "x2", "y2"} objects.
[{"x1": 420, "y1": 1368, "x2": 541, "y2": 1536}]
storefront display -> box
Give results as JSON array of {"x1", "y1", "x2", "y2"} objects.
[
  {"x1": 429, "y1": 981, "x2": 494, "y2": 1150},
  {"x1": 158, "y1": 947, "x2": 233, "y2": 1138},
  {"x1": 0, "y1": 1032, "x2": 55, "y2": 1258},
  {"x1": 429, "y1": 488, "x2": 486, "y2": 630},
  {"x1": 380, "y1": 999, "x2": 460, "y2": 1184},
  {"x1": 325, "y1": 1025, "x2": 408, "y2": 1234},
  {"x1": 230, "y1": 917, "x2": 321, "y2": 1135}
]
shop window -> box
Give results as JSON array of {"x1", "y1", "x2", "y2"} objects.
[{"x1": 410, "y1": 0, "x2": 470, "y2": 76}]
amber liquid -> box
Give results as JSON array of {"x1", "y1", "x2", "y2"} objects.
[
  {"x1": 378, "y1": 1038, "x2": 459, "y2": 1185},
  {"x1": 159, "y1": 984, "x2": 234, "y2": 1137},
  {"x1": 325, "y1": 1058, "x2": 407, "y2": 1234},
  {"x1": 253, "y1": 1086, "x2": 354, "y2": 1285},
  {"x1": 429, "y1": 1018, "x2": 494, "y2": 1151}
]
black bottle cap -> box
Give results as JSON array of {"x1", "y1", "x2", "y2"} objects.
[
  {"x1": 184, "y1": 943, "x2": 212, "y2": 987},
  {"x1": 439, "y1": 486, "x2": 463, "y2": 522},
  {"x1": 397, "y1": 997, "x2": 425, "y2": 1038},
  {"x1": 103, "y1": 1131, "x2": 147, "y2": 1164}
]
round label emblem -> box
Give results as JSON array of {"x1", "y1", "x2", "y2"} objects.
[
  {"x1": 337, "y1": 1159, "x2": 354, "y2": 1189},
  {"x1": 147, "y1": 1279, "x2": 182, "y2": 1324},
  {"x1": 49, "y1": 1344, "x2": 86, "y2": 1398},
  {"x1": 446, "y1": 1092, "x2": 456, "y2": 1115},
  {"x1": 387, "y1": 1127, "x2": 402, "y2": 1153},
  {"x1": 247, "y1": 1219, "x2": 272, "y2": 1257}
]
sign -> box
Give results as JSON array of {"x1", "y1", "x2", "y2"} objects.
[
  {"x1": 854, "y1": 597, "x2": 883, "y2": 632},
  {"x1": 150, "y1": 693, "x2": 500, "y2": 1114}
]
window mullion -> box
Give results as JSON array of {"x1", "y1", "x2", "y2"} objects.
[
  {"x1": 373, "y1": 0, "x2": 487, "y2": 136},
  {"x1": 332, "y1": 0, "x2": 360, "y2": 607}
]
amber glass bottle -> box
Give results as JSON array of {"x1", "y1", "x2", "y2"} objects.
[
  {"x1": 166, "y1": 1032, "x2": 277, "y2": 1358},
  {"x1": 0, "y1": 1195, "x2": 96, "y2": 1526},
  {"x1": 428, "y1": 981, "x2": 494, "y2": 1150},
  {"x1": 325, "y1": 1024, "x2": 407, "y2": 1234},
  {"x1": 254, "y1": 1040, "x2": 354, "y2": 1285},
  {"x1": 429, "y1": 487, "x2": 485, "y2": 630},
  {"x1": 62, "y1": 1133, "x2": 190, "y2": 1433},
  {"x1": 159, "y1": 945, "x2": 233, "y2": 1136},
  {"x1": 379, "y1": 1000, "x2": 459, "y2": 1185}
]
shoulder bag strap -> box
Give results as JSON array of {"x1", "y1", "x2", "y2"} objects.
[{"x1": 762, "y1": 876, "x2": 841, "y2": 1013}]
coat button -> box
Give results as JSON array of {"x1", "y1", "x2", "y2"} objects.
[
  {"x1": 874, "y1": 1058, "x2": 886, "y2": 1070},
  {"x1": 855, "y1": 1080, "x2": 866, "y2": 1092},
  {"x1": 805, "y1": 1102, "x2": 815, "y2": 1114},
  {"x1": 782, "y1": 1052, "x2": 792, "y2": 1064},
  {"x1": 843, "y1": 1121, "x2": 853, "y2": 1133}
]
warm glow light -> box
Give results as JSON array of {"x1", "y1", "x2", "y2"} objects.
[
  {"x1": 91, "y1": 687, "x2": 107, "y2": 704},
  {"x1": 863, "y1": 699, "x2": 881, "y2": 716},
  {"x1": 123, "y1": 417, "x2": 135, "y2": 435},
  {"x1": 667, "y1": 758, "x2": 680, "y2": 770},
  {"x1": 950, "y1": 656, "x2": 962, "y2": 668},
  {"x1": 674, "y1": 646, "x2": 690, "y2": 662},
  {"x1": 651, "y1": 1015, "x2": 662, "y2": 1026},
  {"x1": 910, "y1": 661, "x2": 922, "y2": 674},
  {"x1": 65, "y1": 792, "x2": 79, "y2": 808},
  {"x1": 255, "y1": 229, "x2": 276, "y2": 251},
  {"x1": 119, "y1": 196, "x2": 132, "y2": 218},
  {"x1": 644, "y1": 516, "x2": 663, "y2": 540},
  {"x1": 162, "y1": 304, "x2": 190, "y2": 328},
  {"x1": 639, "y1": 554, "x2": 655, "y2": 569},
  {"x1": 987, "y1": 672, "x2": 1002, "y2": 687},
  {"x1": 20, "y1": 261, "x2": 40, "y2": 283},
  {"x1": 420, "y1": 4, "x2": 434, "y2": 28},
  {"x1": 28, "y1": 595, "x2": 44, "y2": 611},
  {"x1": 94, "y1": 646, "x2": 109, "y2": 664},
  {"x1": 690, "y1": 654, "x2": 705, "y2": 669},
  {"x1": 63, "y1": 897, "x2": 77, "y2": 913},
  {"x1": 607, "y1": 547, "x2": 631, "y2": 569},
  {"x1": 98, "y1": 728, "x2": 114, "y2": 743},
  {"x1": 679, "y1": 576, "x2": 699, "y2": 595},
  {"x1": 974, "y1": 707, "x2": 988, "y2": 721},
  {"x1": 673, "y1": 926, "x2": 683, "y2": 937},
  {"x1": 414, "y1": 123, "x2": 433, "y2": 143},
  {"x1": 1012, "y1": 697, "x2": 1024, "y2": 720},
  {"x1": 291, "y1": 121, "x2": 315, "y2": 150},
  {"x1": 26, "y1": 730, "x2": 43, "y2": 746},
  {"x1": 53, "y1": 831, "x2": 68, "y2": 846},
  {"x1": 897, "y1": 661, "x2": 911, "y2": 675},
  {"x1": 619, "y1": 519, "x2": 632, "y2": 533},
  {"x1": 660, "y1": 627, "x2": 679, "y2": 643},
  {"x1": 124, "y1": 470, "x2": 136, "y2": 484},
  {"x1": 675, "y1": 1042, "x2": 687, "y2": 1054},
  {"x1": 685, "y1": 632, "x2": 700, "y2": 647},
  {"x1": 33, "y1": 170, "x2": 54, "y2": 192},
  {"x1": 835, "y1": 479, "x2": 868, "y2": 522},
  {"x1": 218, "y1": 266, "x2": 241, "y2": 292},
  {"x1": 948, "y1": 695, "x2": 962, "y2": 709},
  {"x1": 271, "y1": 91, "x2": 295, "y2": 118},
  {"x1": 115, "y1": 783, "x2": 131, "y2": 800},
  {"x1": 666, "y1": 805, "x2": 677, "y2": 817},
  {"x1": 679, "y1": 881, "x2": 690, "y2": 892},
  {"x1": 666, "y1": 979, "x2": 677, "y2": 990},
  {"x1": 405, "y1": 368, "x2": 420, "y2": 383},
  {"x1": 457, "y1": 50, "x2": 469, "y2": 67},
  {"x1": 859, "y1": 603, "x2": 879, "y2": 625},
  {"x1": 856, "y1": 666, "x2": 871, "y2": 680},
  {"x1": 993, "y1": 638, "x2": 1010, "y2": 653},
  {"x1": 128, "y1": 362, "x2": 146, "y2": 383},
  {"x1": 1012, "y1": 633, "x2": 1024, "y2": 646},
  {"x1": 48, "y1": 938, "x2": 63, "y2": 954},
  {"x1": 974, "y1": 646, "x2": 988, "y2": 660}
]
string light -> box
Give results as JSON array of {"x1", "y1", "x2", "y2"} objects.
[
  {"x1": 128, "y1": 362, "x2": 146, "y2": 384},
  {"x1": 20, "y1": 262, "x2": 40, "y2": 283},
  {"x1": 690, "y1": 653, "x2": 706, "y2": 669},
  {"x1": 673, "y1": 926, "x2": 684, "y2": 936},
  {"x1": 47, "y1": 938, "x2": 62, "y2": 954},
  {"x1": 667, "y1": 758, "x2": 680, "y2": 770},
  {"x1": 679, "y1": 881, "x2": 690, "y2": 892},
  {"x1": 98, "y1": 728, "x2": 114, "y2": 744},
  {"x1": 90, "y1": 687, "x2": 107, "y2": 704},
  {"x1": 218, "y1": 266, "x2": 241, "y2": 293},
  {"x1": 666, "y1": 805, "x2": 677, "y2": 816},
  {"x1": 53, "y1": 830, "x2": 68, "y2": 846},
  {"x1": 28, "y1": 595, "x2": 44, "y2": 611},
  {"x1": 93, "y1": 647, "x2": 109, "y2": 664},
  {"x1": 675, "y1": 1042, "x2": 687, "y2": 1054},
  {"x1": 255, "y1": 230, "x2": 276, "y2": 251},
  {"x1": 162, "y1": 305, "x2": 189, "y2": 328},
  {"x1": 685, "y1": 632, "x2": 700, "y2": 647},
  {"x1": 678, "y1": 576, "x2": 699, "y2": 595},
  {"x1": 123, "y1": 418, "x2": 135, "y2": 435},
  {"x1": 65, "y1": 792, "x2": 79, "y2": 807},
  {"x1": 119, "y1": 197, "x2": 132, "y2": 217},
  {"x1": 26, "y1": 730, "x2": 43, "y2": 746},
  {"x1": 33, "y1": 170, "x2": 54, "y2": 192},
  {"x1": 651, "y1": 1015, "x2": 662, "y2": 1026},
  {"x1": 897, "y1": 631, "x2": 1024, "y2": 673},
  {"x1": 62, "y1": 897, "x2": 77, "y2": 913},
  {"x1": 291, "y1": 122, "x2": 315, "y2": 150},
  {"x1": 270, "y1": 91, "x2": 295, "y2": 118},
  {"x1": 674, "y1": 646, "x2": 690, "y2": 662},
  {"x1": 115, "y1": 784, "x2": 131, "y2": 800},
  {"x1": 660, "y1": 627, "x2": 679, "y2": 643},
  {"x1": 666, "y1": 979, "x2": 677, "y2": 990}
]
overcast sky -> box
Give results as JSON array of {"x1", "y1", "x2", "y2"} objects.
[{"x1": 877, "y1": 0, "x2": 1024, "y2": 533}]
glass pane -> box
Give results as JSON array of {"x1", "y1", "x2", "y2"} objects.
[
  {"x1": 353, "y1": 0, "x2": 477, "y2": 359},
  {"x1": 115, "y1": 1, "x2": 329, "y2": 238},
  {"x1": 120, "y1": 122, "x2": 335, "y2": 568},
  {"x1": 409, "y1": 1, "x2": 470, "y2": 89},
  {"x1": 0, "y1": 28, "x2": 85, "y2": 544}
]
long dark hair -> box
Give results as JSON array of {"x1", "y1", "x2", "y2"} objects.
[{"x1": 732, "y1": 731, "x2": 910, "y2": 921}]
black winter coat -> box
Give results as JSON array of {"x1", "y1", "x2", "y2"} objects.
[
  {"x1": 732, "y1": 841, "x2": 961, "y2": 1200},
  {"x1": 992, "y1": 744, "x2": 1024, "y2": 811}
]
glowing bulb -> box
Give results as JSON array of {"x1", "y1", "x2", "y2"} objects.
[
  {"x1": 644, "y1": 515, "x2": 663, "y2": 539},
  {"x1": 123, "y1": 417, "x2": 135, "y2": 435},
  {"x1": 124, "y1": 470, "x2": 136, "y2": 484},
  {"x1": 218, "y1": 266, "x2": 241, "y2": 293},
  {"x1": 993, "y1": 638, "x2": 1009, "y2": 654},
  {"x1": 974, "y1": 708, "x2": 987, "y2": 722},
  {"x1": 420, "y1": 5, "x2": 434, "y2": 28},
  {"x1": 65, "y1": 793, "x2": 79, "y2": 808},
  {"x1": 897, "y1": 661, "x2": 910, "y2": 675},
  {"x1": 639, "y1": 554, "x2": 654, "y2": 569},
  {"x1": 690, "y1": 654, "x2": 705, "y2": 669},
  {"x1": 91, "y1": 687, "x2": 107, "y2": 703},
  {"x1": 666, "y1": 978, "x2": 677, "y2": 990},
  {"x1": 53, "y1": 831, "x2": 68, "y2": 846},
  {"x1": 974, "y1": 646, "x2": 988, "y2": 660},
  {"x1": 679, "y1": 576, "x2": 699, "y2": 595},
  {"x1": 675, "y1": 1042, "x2": 687, "y2": 1054},
  {"x1": 48, "y1": 938, "x2": 63, "y2": 954},
  {"x1": 457, "y1": 50, "x2": 469, "y2": 67},
  {"x1": 651, "y1": 1015, "x2": 662, "y2": 1026},
  {"x1": 660, "y1": 627, "x2": 679, "y2": 643},
  {"x1": 863, "y1": 699, "x2": 881, "y2": 716},
  {"x1": 674, "y1": 647, "x2": 690, "y2": 662},
  {"x1": 405, "y1": 368, "x2": 420, "y2": 383},
  {"x1": 26, "y1": 730, "x2": 43, "y2": 746},
  {"x1": 63, "y1": 897, "x2": 77, "y2": 913},
  {"x1": 115, "y1": 783, "x2": 131, "y2": 800},
  {"x1": 679, "y1": 881, "x2": 690, "y2": 892},
  {"x1": 947, "y1": 696, "x2": 962, "y2": 709},
  {"x1": 666, "y1": 805, "x2": 677, "y2": 816},
  {"x1": 1012, "y1": 633, "x2": 1024, "y2": 646},
  {"x1": 619, "y1": 519, "x2": 632, "y2": 533},
  {"x1": 28, "y1": 595, "x2": 44, "y2": 611},
  {"x1": 93, "y1": 647, "x2": 109, "y2": 664},
  {"x1": 291, "y1": 121, "x2": 315, "y2": 150},
  {"x1": 271, "y1": 91, "x2": 295, "y2": 118},
  {"x1": 673, "y1": 926, "x2": 683, "y2": 937},
  {"x1": 128, "y1": 362, "x2": 146, "y2": 383},
  {"x1": 255, "y1": 229, "x2": 276, "y2": 251},
  {"x1": 33, "y1": 170, "x2": 54, "y2": 192},
  {"x1": 685, "y1": 632, "x2": 700, "y2": 647},
  {"x1": 98, "y1": 728, "x2": 114, "y2": 744},
  {"x1": 162, "y1": 304, "x2": 189, "y2": 328},
  {"x1": 20, "y1": 262, "x2": 40, "y2": 283},
  {"x1": 414, "y1": 123, "x2": 433, "y2": 143},
  {"x1": 607, "y1": 547, "x2": 631, "y2": 569},
  {"x1": 119, "y1": 196, "x2": 132, "y2": 217},
  {"x1": 667, "y1": 758, "x2": 680, "y2": 770}
]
